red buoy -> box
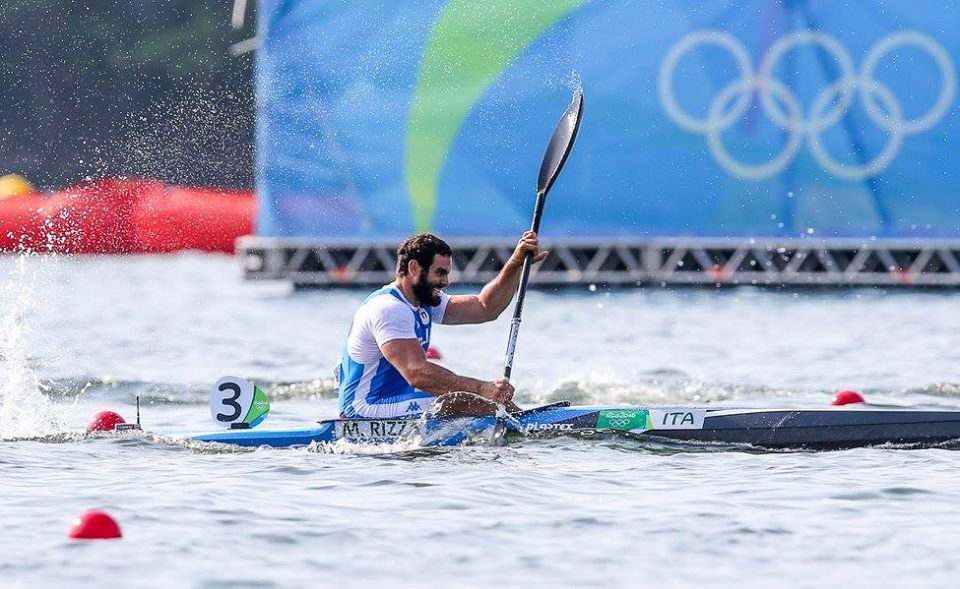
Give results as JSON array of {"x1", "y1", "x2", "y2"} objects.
[
  {"x1": 68, "y1": 510, "x2": 122, "y2": 540},
  {"x1": 426, "y1": 347, "x2": 442, "y2": 360},
  {"x1": 832, "y1": 390, "x2": 866, "y2": 406},
  {"x1": 86, "y1": 411, "x2": 126, "y2": 432}
]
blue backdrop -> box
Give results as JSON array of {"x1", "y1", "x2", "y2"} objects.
[{"x1": 255, "y1": 0, "x2": 959, "y2": 239}]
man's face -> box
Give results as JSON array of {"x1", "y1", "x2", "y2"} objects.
[{"x1": 412, "y1": 255, "x2": 451, "y2": 306}]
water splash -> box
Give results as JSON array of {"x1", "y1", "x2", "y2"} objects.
[
  {"x1": 0, "y1": 254, "x2": 63, "y2": 437},
  {"x1": 523, "y1": 371, "x2": 806, "y2": 406},
  {"x1": 545, "y1": 69, "x2": 583, "y2": 95},
  {"x1": 308, "y1": 438, "x2": 429, "y2": 456}
]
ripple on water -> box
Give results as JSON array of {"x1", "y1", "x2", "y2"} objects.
[{"x1": 5, "y1": 257, "x2": 960, "y2": 587}]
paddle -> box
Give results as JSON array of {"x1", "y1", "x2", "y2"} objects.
[{"x1": 503, "y1": 89, "x2": 584, "y2": 380}]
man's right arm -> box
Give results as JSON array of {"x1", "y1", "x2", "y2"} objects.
[{"x1": 380, "y1": 339, "x2": 514, "y2": 404}]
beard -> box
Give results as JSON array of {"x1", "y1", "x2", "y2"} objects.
[{"x1": 412, "y1": 269, "x2": 442, "y2": 306}]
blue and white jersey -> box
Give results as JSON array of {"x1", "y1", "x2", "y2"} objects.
[{"x1": 337, "y1": 286, "x2": 449, "y2": 418}]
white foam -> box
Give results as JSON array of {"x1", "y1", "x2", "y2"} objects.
[{"x1": 0, "y1": 254, "x2": 63, "y2": 437}]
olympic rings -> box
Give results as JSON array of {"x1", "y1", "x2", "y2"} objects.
[{"x1": 659, "y1": 29, "x2": 956, "y2": 181}]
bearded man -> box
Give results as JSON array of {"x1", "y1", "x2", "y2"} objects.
[{"x1": 337, "y1": 231, "x2": 547, "y2": 418}]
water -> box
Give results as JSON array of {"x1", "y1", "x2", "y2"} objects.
[{"x1": 3, "y1": 253, "x2": 960, "y2": 588}]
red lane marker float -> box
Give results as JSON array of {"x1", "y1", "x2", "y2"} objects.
[
  {"x1": 68, "y1": 510, "x2": 122, "y2": 540},
  {"x1": 426, "y1": 347, "x2": 442, "y2": 360},
  {"x1": 832, "y1": 390, "x2": 866, "y2": 406},
  {"x1": 86, "y1": 411, "x2": 126, "y2": 432}
]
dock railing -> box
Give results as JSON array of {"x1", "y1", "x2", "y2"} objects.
[{"x1": 238, "y1": 237, "x2": 960, "y2": 288}]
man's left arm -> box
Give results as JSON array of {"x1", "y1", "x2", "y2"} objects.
[{"x1": 442, "y1": 231, "x2": 548, "y2": 325}]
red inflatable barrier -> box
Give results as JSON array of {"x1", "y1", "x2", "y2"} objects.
[
  {"x1": 0, "y1": 179, "x2": 254, "y2": 254},
  {"x1": 132, "y1": 184, "x2": 255, "y2": 253}
]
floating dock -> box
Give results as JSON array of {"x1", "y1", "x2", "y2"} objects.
[{"x1": 238, "y1": 237, "x2": 960, "y2": 288}]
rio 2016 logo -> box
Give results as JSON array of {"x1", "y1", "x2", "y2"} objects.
[{"x1": 659, "y1": 30, "x2": 956, "y2": 181}]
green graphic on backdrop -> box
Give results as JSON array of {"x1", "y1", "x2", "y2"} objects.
[{"x1": 405, "y1": 0, "x2": 587, "y2": 232}]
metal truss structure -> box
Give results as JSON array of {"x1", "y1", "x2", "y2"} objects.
[{"x1": 238, "y1": 237, "x2": 960, "y2": 288}]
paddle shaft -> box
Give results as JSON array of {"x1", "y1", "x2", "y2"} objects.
[
  {"x1": 503, "y1": 189, "x2": 547, "y2": 379},
  {"x1": 500, "y1": 89, "x2": 583, "y2": 381}
]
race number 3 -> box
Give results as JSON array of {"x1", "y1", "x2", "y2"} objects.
[{"x1": 210, "y1": 376, "x2": 271, "y2": 428}]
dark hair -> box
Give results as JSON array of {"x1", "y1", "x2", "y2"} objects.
[{"x1": 396, "y1": 233, "x2": 452, "y2": 276}]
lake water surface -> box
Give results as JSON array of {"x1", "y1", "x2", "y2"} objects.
[{"x1": 2, "y1": 253, "x2": 960, "y2": 588}]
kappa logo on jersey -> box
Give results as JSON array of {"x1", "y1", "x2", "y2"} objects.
[{"x1": 406, "y1": 402, "x2": 421, "y2": 413}]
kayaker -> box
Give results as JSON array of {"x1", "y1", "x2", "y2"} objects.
[{"x1": 337, "y1": 231, "x2": 547, "y2": 418}]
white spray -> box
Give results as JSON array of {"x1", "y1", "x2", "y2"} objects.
[{"x1": 0, "y1": 254, "x2": 62, "y2": 437}]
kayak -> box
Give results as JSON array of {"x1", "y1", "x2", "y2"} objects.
[{"x1": 191, "y1": 403, "x2": 960, "y2": 450}]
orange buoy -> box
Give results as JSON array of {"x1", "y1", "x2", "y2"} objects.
[
  {"x1": 832, "y1": 390, "x2": 865, "y2": 406},
  {"x1": 0, "y1": 174, "x2": 34, "y2": 199},
  {"x1": 86, "y1": 410, "x2": 126, "y2": 432},
  {"x1": 68, "y1": 510, "x2": 122, "y2": 540}
]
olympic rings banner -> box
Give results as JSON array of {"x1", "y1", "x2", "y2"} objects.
[{"x1": 256, "y1": 1, "x2": 959, "y2": 239}]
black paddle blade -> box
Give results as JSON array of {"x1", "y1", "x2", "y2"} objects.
[{"x1": 537, "y1": 89, "x2": 584, "y2": 197}]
